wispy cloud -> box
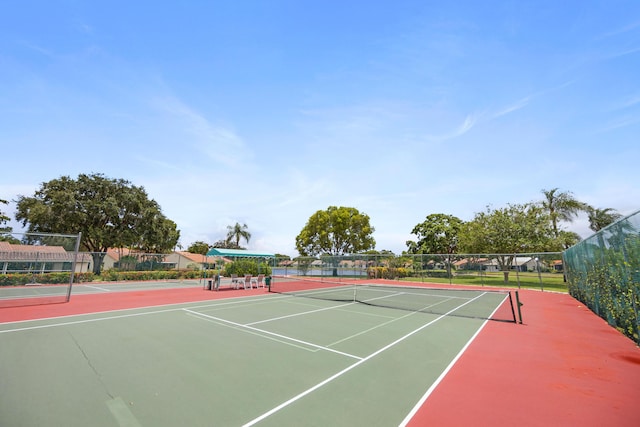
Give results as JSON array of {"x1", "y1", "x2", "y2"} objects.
[
  {"x1": 425, "y1": 112, "x2": 482, "y2": 142},
  {"x1": 606, "y1": 46, "x2": 640, "y2": 60},
  {"x1": 598, "y1": 21, "x2": 640, "y2": 39},
  {"x1": 151, "y1": 96, "x2": 250, "y2": 168},
  {"x1": 457, "y1": 114, "x2": 479, "y2": 134},
  {"x1": 299, "y1": 102, "x2": 406, "y2": 139},
  {"x1": 608, "y1": 94, "x2": 640, "y2": 111},
  {"x1": 491, "y1": 96, "x2": 530, "y2": 119},
  {"x1": 425, "y1": 95, "x2": 531, "y2": 142},
  {"x1": 598, "y1": 114, "x2": 640, "y2": 133},
  {"x1": 75, "y1": 21, "x2": 94, "y2": 35},
  {"x1": 134, "y1": 157, "x2": 186, "y2": 173},
  {"x1": 271, "y1": 171, "x2": 333, "y2": 209},
  {"x1": 19, "y1": 40, "x2": 56, "y2": 58}
]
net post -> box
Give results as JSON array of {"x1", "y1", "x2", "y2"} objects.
[
  {"x1": 65, "y1": 232, "x2": 82, "y2": 303},
  {"x1": 515, "y1": 290, "x2": 523, "y2": 324},
  {"x1": 506, "y1": 291, "x2": 517, "y2": 323}
]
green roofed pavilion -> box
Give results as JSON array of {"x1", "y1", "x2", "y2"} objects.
[{"x1": 206, "y1": 248, "x2": 275, "y2": 258}]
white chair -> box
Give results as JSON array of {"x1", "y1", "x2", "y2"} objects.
[
  {"x1": 251, "y1": 274, "x2": 265, "y2": 288},
  {"x1": 243, "y1": 275, "x2": 252, "y2": 290},
  {"x1": 230, "y1": 274, "x2": 239, "y2": 289}
]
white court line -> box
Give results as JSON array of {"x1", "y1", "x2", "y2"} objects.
[
  {"x1": 241, "y1": 292, "x2": 489, "y2": 427},
  {"x1": 106, "y1": 396, "x2": 143, "y2": 427},
  {"x1": 327, "y1": 303, "x2": 429, "y2": 347},
  {"x1": 183, "y1": 308, "x2": 362, "y2": 361},
  {"x1": 0, "y1": 294, "x2": 292, "y2": 331},
  {"x1": 181, "y1": 294, "x2": 291, "y2": 312},
  {"x1": 0, "y1": 291, "x2": 68, "y2": 300},
  {"x1": 398, "y1": 292, "x2": 509, "y2": 426},
  {"x1": 246, "y1": 301, "x2": 357, "y2": 326},
  {"x1": 83, "y1": 285, "x2": 111, "y2": 292},
  {"x1": 184, "y1": 311, "x2": 324, "y2": 353},
  {"x1": 326, "y1": 295, "x2": 460, "y2": 347},
  {"x1": 0, "y1": 308, "x2": 184, "y2": 334}
]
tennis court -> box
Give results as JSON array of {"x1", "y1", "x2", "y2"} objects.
[
  {"x1": 0, "y1": 281, "x2": 515, "y2": 426},
  {"x1": 0, "y1": 279, "x2": 208, "y2": 309}
]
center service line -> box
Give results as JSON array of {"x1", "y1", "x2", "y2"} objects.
[{"x1": 241, "y1": 292, "x2": 488, "y2": 427}]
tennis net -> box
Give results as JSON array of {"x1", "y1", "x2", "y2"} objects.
[{"x1": 268, "y1": 275, "x2": 518, "y2": 323}]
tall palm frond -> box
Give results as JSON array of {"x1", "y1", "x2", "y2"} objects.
[
  {"x1": 540, "y1": 188, "x2": 588, "y2": 237},
  {"x1": 226, "y1": 222, "x2": 251, "y2": 248},
  {"x1": 587, "y1": 207, "x2": 623, "y2": 232}
]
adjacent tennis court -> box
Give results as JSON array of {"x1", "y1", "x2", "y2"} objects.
[
  {"x1": 0, "y1": 279, "x2": 203, "y2": 308},
  {"x1": 0, "y1": 281, "x2": 515, "y2": 426}
]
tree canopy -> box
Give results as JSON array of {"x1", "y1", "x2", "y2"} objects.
[
  {"x1": 0, "y1": 199, "x2": 11, "y2": 234},
  {"x1": 15, "y1": 173, "x2": 180, "y2": 274},
  {"x1": 458, "y1": 203, "x2": 556, "y2": 281},
  {"x1": 0, "y1": 199, "x2": 18, "y2": 242},
  {"x1": 295, "y1": 206, "x2": 375, "y2": 256},
  {"x1": 187, "y1": 240, "x2": 211, "y2": 255},
  {"x1": 406, "y1": 213, "x2": 463, "y2": 255}
]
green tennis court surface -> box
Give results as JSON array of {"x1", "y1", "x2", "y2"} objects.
[
  {"x1": 0, "y1": 279, "x2": 203, "y2": 298},
  {"x1": 0, "y1": 285, "x2": 514, "y2": 426},
  {"x1": 0, "y1": 280, "x2": 205, "y2": 308}
]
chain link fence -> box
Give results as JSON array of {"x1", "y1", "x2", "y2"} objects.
[
  {"x1": 564, "y1": 209, "x2": 640, "y2": 344},
  {"x1": 271, "y1": 252, "x2": 565, "y2": 291},
  {"x1": 0, "y1": 232, "x2": 81, "y2": 306}
]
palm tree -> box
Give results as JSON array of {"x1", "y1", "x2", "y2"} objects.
[
  {"x1": 226, "y1": 222, "x2": 251, "y2": 248},
  {"x1": 540, "y1": 188, "x2": 587, "y2": 238},
  {"x1": 587, "y1": 207, "x2": 623, "y2": 232}
]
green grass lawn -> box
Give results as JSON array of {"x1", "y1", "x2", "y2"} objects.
[{"x1": 401, "y1": 272, "x2": 569, "y2": 293}]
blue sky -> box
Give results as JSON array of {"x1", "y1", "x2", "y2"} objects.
[{"x1": 1, "y1": 1, "x2": 639, "y2": 256}]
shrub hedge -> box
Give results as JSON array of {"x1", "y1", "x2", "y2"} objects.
[{"x1": 0, "y1": 269, "x2": 203, "y2": 286}]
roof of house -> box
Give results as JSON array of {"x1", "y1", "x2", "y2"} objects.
[
  {"x1": 173, "y1": 251, "x2": 219, "y2": 264},
  {"x1": 0, "y1": 242, "x2": 74, "y2": 261},
  {"x1": 453, "y1": 258, "x2": 489, "y2": 266},
  {"x1": 206, "y1": 248, "x2": 275, "y2": 258},
  {"x1": 105, "y1": 247, "x2": 135, "y2": 261}
]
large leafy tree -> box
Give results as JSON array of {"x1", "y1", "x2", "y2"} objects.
[
  {"x1": 406, "y1": 214, "x2": 463, "y2": 255},
  {"x1": 225, "y1": 222, "x2": 251, "y2": 248},
  {"x1": 458, "y1": 203, "x2": 555, "y2": 282},
  {"x1": 406, "y1": 213, "x2": 463, "y2": 278},
  {"x1": 295, "y1": 206, "x2": 375, "y2": 257},
  {"x1": 187, "y1": 241, "x2": 211, "y2": 255},
  {"x1": 587, "y1": 207, "x2": 623, "y2": 232},
  {"x1": 540, "y1": 188, "x2": 587, "y2": 238},
  {"x1": 15, "y1": 173, "x2": 180, "y2": 274}
]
